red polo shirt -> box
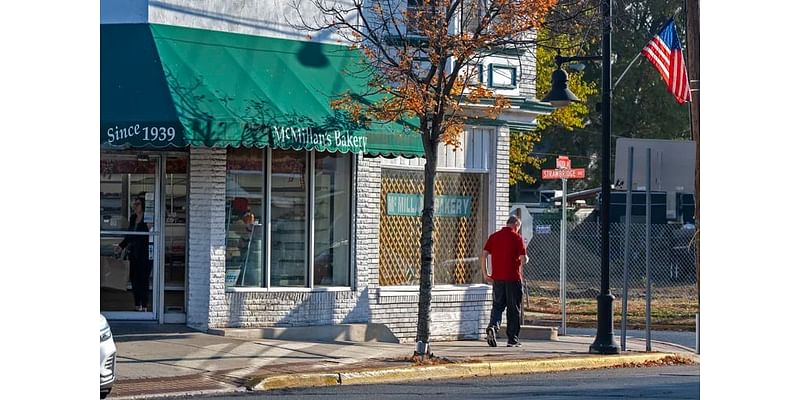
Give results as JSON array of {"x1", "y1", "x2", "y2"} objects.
[{"x1": 484, "y1": 226, "x2": 526, "y2": 281}]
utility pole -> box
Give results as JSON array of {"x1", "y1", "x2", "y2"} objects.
[{"x1": 685, "y1": 0, "x2": 700, "y2": 301}]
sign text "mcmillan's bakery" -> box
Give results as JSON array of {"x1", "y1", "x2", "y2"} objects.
[{"x1": 246, "y1": 125, "x2": 367, "y2": 152}]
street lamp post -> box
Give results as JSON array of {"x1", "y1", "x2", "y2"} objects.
[{"x1": 542, "y1": 0, "x2": 620, "y2": 354}]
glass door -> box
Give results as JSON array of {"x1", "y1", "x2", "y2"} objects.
[
  {"x1": 100, "y1": 154, "x2": 161, "y2": 320},
  {"x1": 163, "y1": 156, "x2": 187, "y2": 323}
]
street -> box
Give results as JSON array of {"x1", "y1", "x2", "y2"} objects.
[
  {"x1": 564, "y1": 328, "x2": 697, "y2": 351},
  {"x1": 167, "y1": 364, "x2": 699, "y2": 400}
]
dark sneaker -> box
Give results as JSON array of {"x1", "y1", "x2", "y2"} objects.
[
  {"x1": 486, "y1": 327, "x2": 497, "y2": 347},
  {"x1": 506, "y1": 340, "x2": 522, "y2": 347}
]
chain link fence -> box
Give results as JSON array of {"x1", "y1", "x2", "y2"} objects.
[{"x1": 523, "y1": 218, "x2": 698, "y2": 331}]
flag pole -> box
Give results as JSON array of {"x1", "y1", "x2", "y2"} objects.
[{"x1": 612, "y1": 54, "x2": 641, "y2": 92}]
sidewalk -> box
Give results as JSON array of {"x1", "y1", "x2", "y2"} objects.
[{"x1": 107, "y1": 322, "x2": 698, "y2": 399}]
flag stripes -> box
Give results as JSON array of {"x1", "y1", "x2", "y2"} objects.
[{"x1": 641, "y1": 18, "x2": 691, "y2": 104}]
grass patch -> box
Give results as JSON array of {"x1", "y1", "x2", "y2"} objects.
[{"x1": 525, "y1": 295, "x2": 699, "y2": 331}]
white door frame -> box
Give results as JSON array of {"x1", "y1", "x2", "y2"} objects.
[{"x1": 101, "y1": 153, "x2": 163, "y2": 322}]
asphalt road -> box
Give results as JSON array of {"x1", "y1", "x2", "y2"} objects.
[
  {"x1": 173, "y1": 365, "x2": 700, "y2": 400},
  {"x1": 564, "y1": 327, "x2": 697, "y2": 351}
]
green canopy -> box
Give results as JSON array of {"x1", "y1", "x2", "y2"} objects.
[
  {"x1": 101, "y1": 24, "x2": 423, "y2": 157},
  {"x1": 101, "y1": 24, "x2": 185, "y2": 147}
]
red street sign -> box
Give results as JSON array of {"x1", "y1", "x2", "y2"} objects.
[
  {"x1": 556, "y1": 156, "x2": 571, "y2": 169},
  {"x1": 542, "y1": 168, "x2": 586, "y2": 180}
]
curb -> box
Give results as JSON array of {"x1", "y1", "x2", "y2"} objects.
[{"x1": 248, "y1": 352, "x2": 687, "y2": 391}]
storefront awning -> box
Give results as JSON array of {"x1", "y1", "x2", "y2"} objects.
[{"x1": 101, "y1": 24, "x2": 424, "y2": 157}]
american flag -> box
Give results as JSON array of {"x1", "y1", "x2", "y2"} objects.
[{"x1": 641, "y1": 18, "x2": 691, "y2": 104}]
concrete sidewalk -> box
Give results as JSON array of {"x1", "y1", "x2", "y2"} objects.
[{"x1": 107, "y1": 322, "x2": 698, "y2": 399}]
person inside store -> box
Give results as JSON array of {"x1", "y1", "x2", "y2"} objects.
[{"x1": 115, "y1": 195, "x2": 152, "y2": 312}]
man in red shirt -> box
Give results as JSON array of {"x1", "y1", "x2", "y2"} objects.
[{"x1": 481, "y1": 215, "x2": 528, "y2": 347}]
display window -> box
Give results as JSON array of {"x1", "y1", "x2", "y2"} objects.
[
  {"x1": 225, "y1": 148, "x2": 353, "y2": 289},
  {"x1": 269, "y1": 149, "x2": 308, "y2": 287},
  {"x1": 225, "y1": 149, "x2": 265, "y2": 287},
  {"x1": 313, "y1": 151, "x2": 352, "y2": 287},
  {"x1": 379, "y1": 169, "x2": 488, "y2": 286}
]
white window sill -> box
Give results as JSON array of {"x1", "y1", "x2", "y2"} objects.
[
  {"x1": 377, "y1": 284, "x2": 491, "y2": 298},
  {"x1": 226, "y1": 286, "x2": 354, "y2": 293}
]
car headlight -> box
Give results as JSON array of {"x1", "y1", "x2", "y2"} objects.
[{"x1": 101, "y1": 327, "x2": 112, "y2": 342}]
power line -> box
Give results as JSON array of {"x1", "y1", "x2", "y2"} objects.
[{"x1": 530, "y1": 151, "x2": 595, "y2": 160}]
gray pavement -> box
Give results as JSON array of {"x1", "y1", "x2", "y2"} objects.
[{"x1": 106, "y1": 322, "x2": 698, "y2": 399}]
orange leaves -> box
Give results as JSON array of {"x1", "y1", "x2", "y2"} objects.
[
  {"x1": 330, "y1": 93, "x2": 365, "y2": 125},
  {"x1": 333, "y1": 0, "x2": 560, "y2": 141},
  {"x1": 329, "y1": 95, "x2": 351, "y2": 111},
  {"x1": 487, "y1": 96, "x2": 511, "y2": 119},
  {"x1": 442, "y1": 120, "x2": 465, "y2": 148},
  {"x1": 466, "y1": 85, "x2": 494, "y2": 103}
]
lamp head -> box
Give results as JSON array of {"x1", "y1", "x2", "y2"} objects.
[{"x1": 542, "y1": 68, "x2": 581, "y2": 108}]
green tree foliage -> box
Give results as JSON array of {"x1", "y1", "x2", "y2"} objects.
[
  {"x1": 512, "y1": 0, "x2": 692, "y2": 198},
  {"x1": 509, "y1": 29, "x2": 597, "y2": 187},
  {"x1": 607, "y1": 0, "x2": 691, "y2": 140}
]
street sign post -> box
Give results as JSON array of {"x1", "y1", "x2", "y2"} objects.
[{"x1": 541, "y1": 156, "x2": 585, "y2": 336}]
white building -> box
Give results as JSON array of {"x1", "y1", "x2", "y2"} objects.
[{"x1": 100, "y1": 0, "x2": 553, "y2": 342}]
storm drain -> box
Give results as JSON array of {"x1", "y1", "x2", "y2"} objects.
[{"x1": 111, "y1": 372, "x2": 242, "y2": 398}]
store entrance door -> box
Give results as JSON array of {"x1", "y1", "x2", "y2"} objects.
[{"x1": 100, "y1": 154, "x2": 162, "y2": 321}]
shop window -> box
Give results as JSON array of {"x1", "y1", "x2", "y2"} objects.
[
  {"x1": 225, "y1": 148, "x2": 265, "y2": 287},
  {"x1": 379, "y1": 169, "x2": 487, "y2": 286},
  {"x1": 270, "y1": 149, "x2": 308, "y2": 287},
  {"x1": 225, "y1": 148, "x2": 352, "y2": 289},
  {"x1": 313, "y1": 152, "x2": 352, "y2": 287}
]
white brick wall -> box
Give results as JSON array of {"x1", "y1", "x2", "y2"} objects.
[
  {"x1": 187, "y1": 147, "x2": 228, "y2": 331},
  {"x1": 495, "y1": 127, "x2": 511, "y2": 231},
  {"x1": 224, "y1": 290, "x2": 368, "y2": 326},
  {"x1": 357, "y1": 155, "x2": 383, "y2": 313},
  {"x1": 371, "y1": 289, "x2": 493, "y2": 342}
]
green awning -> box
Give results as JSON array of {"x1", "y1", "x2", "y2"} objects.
[
  {"x1": 101, "y1": 24, "x2": 185, "y2": 147},
  {"x1": 101, "y1": 24, "x2": 424, "y2": 157}
]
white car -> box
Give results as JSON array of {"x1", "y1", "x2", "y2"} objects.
[{"x1": 100, "y1": 314, "x2": 117, "y2": 399}]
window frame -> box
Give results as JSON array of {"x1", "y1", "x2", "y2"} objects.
[
  {"x1": 487, "y1": 64, "x2": 518, "y2": 89},
  {"x1": 225, "y1": 148, "x2": 355, "y2": 291}
]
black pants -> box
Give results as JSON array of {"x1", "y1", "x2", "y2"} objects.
[
  {"x1": 488, "y1": 280, "x2": 523, "y2": 343},
  {"x1": 129, "y1": 257, "x2": 152, "y2": 309}
]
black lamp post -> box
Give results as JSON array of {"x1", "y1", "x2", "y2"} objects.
[{"x1": 542, "y1": 0, "x2": 620, "y2": 354}]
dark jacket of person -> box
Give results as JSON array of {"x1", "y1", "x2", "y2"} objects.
[{"x1": 119, "y1": 215, "x2": 149, "y2": 261}]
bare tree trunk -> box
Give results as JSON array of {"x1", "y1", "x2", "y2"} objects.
[
  {"x1": 685, "y1": 0, "x2": 700, "y2": 302},
  {"x1": 415, "y1": 133, "x2": 438, "y2": 357}
]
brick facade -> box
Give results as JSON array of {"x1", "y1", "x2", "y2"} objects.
[
  {"x1": 494, "y1": 126, "x2": 511, "y2": 231},
  {"x1": 186, "y1": 148, "x2": 227, "y2": 331},
  {"x1": 187, "y1": 149, "x2": 371, "y2": 330},
  {"x1": 186, "y1": 130, "x2": 508, "y2": 342},
  {"x1": 361, "y1": 128, "x2": 507, "y2": 343}
]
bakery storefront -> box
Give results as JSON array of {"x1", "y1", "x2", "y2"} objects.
[
  {"x1": 100, "y1": 23, "x2": 423, "y2": 326},
  {"x1": 100, "y1": 22, "x2": 549, "y2": 340}
]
